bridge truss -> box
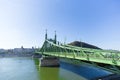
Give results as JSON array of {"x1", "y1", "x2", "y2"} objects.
[{"x1": 36, "y1": 39, "x2": 120, "y2": 74}]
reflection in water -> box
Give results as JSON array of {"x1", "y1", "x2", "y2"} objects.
[
  {"x1": 34, "y1": 58, "x2": 86, "y2": 80},
  {"x1": 39, "y1": 67, "x2": 60, "y2": 80},
  {"x1": 34, "y1": 58, "x2": 60, "y2": 80},
  {"x1": 34, "y1": 58, "x2": 39, "y2": 65},
  {"x1": 0, "y1": 57, "x2": 112, "y2": 80}
]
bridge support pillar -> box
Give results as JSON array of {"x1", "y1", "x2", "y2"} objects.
[{"x1": 39, "y1": 56, "x2": 60, "y2": 67}]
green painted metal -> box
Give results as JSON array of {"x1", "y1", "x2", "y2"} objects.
[
  {"x1": 35, "y1": 38, "x2": 120, "y2": 74},
  {"x1": 36, "y1": 39, "x2": 120, "y2": 67}
]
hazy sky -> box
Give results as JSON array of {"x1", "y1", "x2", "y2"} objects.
[{"x1": 0, "y1": 0, "x2": 120, "y2": 50}]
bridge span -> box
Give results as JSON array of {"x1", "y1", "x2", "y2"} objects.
[{"x1": 36, "y1": 31, "x2": 120, "y2": 74}]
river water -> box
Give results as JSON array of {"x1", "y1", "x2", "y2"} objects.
[{"x1": 0, "y1": 57, "x2": 112, "y2": 80}]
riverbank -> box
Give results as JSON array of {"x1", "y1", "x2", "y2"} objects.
[
  {"x1": 0, "y1": 47, "x2": 42, "y2": 58},
  {"x1": 0, "y1": 53, "x2": 31, "y2": 57},
  {"x1": 0, "y1": 52, "x2": 42, "y2": 58}
]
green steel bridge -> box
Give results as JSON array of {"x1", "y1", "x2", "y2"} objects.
[{"x1": 36, "y1": 31, "x2": 120, "y2": 74}]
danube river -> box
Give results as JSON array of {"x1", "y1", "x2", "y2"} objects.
[{"x1": 0, "y1": 57, "x2": 112, "y2": 80}]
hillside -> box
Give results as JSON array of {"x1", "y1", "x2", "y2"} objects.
[{"x1": 68, "y1": 41, "x2": 101, "y2": 49}]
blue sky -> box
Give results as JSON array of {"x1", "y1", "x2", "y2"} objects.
[{"x1": 0, "y1": 0, "x2": 120, "y2": 50}]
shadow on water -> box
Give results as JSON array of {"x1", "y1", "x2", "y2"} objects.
[
  {"x1": 60, "y1": 59, "x2": 113, "y2": 80},
  {"x1": 33, "y1": 58, "x2": 113, "y2": 80}
]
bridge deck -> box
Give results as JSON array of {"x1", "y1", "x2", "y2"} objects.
[{"x1": 36, "y1": 52, "x2": 120, "y2": 66}]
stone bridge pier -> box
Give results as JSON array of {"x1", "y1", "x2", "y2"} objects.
[{"x1": 39, "y1": 56, "x2": 60, "y2": 67}]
